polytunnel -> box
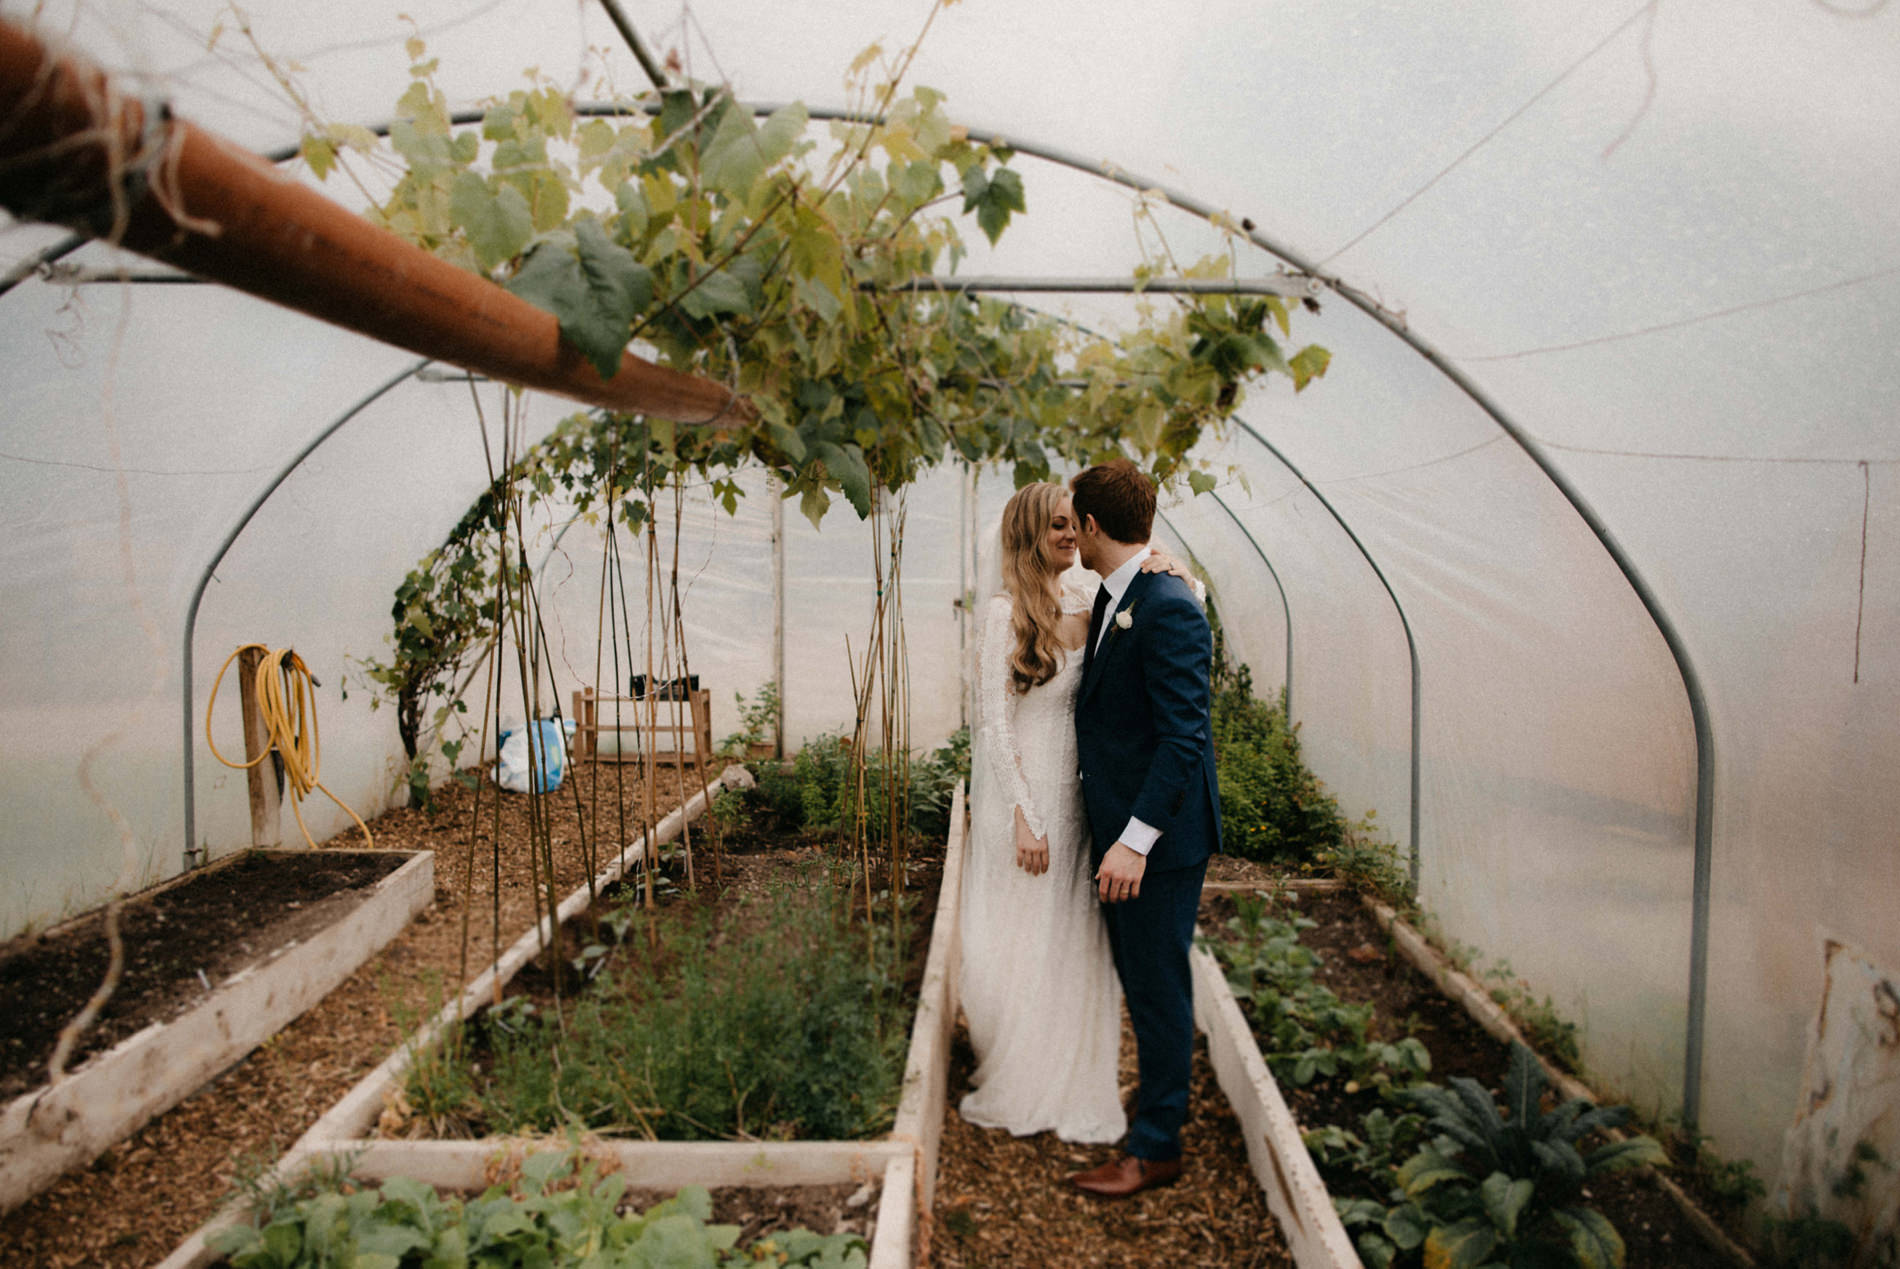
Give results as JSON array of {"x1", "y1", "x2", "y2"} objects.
[{"x1": 2, "y1": 0, "x2": 1897, "y2": 1264}]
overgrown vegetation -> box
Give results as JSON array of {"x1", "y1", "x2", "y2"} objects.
[
  {"x1": 749, "y1": 727, "x2": 969, "y2": 845},
  {"x1": 403, "y1": 873, "x2": 910, "y2": 1142},
  {"x1": 212, "y1": 1149, "x2": 867, "y2": 1268},
  {"x1": 1206, "y1": 604, "x2": 1361, "y2": 868}
]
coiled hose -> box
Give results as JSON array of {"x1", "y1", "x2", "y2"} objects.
[{"x1": 206, "y1": 643, "x2": 373, "y2": 849}]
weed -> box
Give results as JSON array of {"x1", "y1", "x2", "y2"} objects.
[{"x1": 1484, "y1": 959, "x2": 1582, "y2": 1072}]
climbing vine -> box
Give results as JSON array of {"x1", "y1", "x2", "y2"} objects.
[{"x1": 334, "y1": 25, "x2": 1329, "y2": 795}]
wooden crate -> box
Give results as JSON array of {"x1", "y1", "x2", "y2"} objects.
[{"x1": 571, "y1": 686, "x2": 713, "y2": 768}]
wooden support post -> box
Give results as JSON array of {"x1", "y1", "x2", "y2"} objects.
[{"x1": 236, "y1": 645, "x2": 282, "y2": 849}]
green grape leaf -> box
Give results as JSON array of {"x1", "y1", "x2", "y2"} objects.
[
  {"x1": 702, "y1": 100, "x2": 806, "y2": 200},
  {"x1": 300, "y1": 133, "x2": 337, "y2": 181},
  {"x1": 961, "y1": 164, "x2": 1025, "y2": 245},
  {"x1": 450, "y1": 174, "x2": 533, "y2": 271},
  {"x1": 677, "y1": 265, "x2": 754, "y2": 320},
  {"x1": 811, "y1": 441, "x2": 872, "y2": 518},
  {"x1": 1188, "y1": 469, "x2": 1218, "y2": 496},
  {"x1": 506, "y1": 220, "x2": 653, "y2": 380},
  {"x1": 1290, "y1": 344, "x2": 1332, "y2": 392}
]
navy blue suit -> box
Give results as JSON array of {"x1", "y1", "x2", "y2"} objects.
[{"x1": 1075, "y1": 567, "x2": 1220, "y2": 1162}]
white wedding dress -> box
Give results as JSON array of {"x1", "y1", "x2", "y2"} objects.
[{"x1": 958, "y1": 570, "x2": 1127, "y2": 1143}]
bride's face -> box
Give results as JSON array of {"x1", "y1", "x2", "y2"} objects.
[{"x1": 1045, "y1": 494, "x2": 1078, "y2": 570}]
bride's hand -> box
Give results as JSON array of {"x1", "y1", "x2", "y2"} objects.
[
  {"x1": 1013, "y1": 806, "x2": 1049, "y2": 876},
  {"x1": 1141, "y1": 549, "x2": 1193, "y2": 583}
]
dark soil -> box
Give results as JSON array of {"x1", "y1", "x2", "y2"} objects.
[
  {"x1": 1201, "y1": 887, "x2": 1734, "y2": 1268},
  {"x1": 0, "y1": 849, "x2": 409, "y2": 1100},
  {"x1": 622, "y1": 1178, "x2": 881, "y2": 1245},
  {"x1": 0, "y1": 761, "x2": 701, "y2": 1268}
]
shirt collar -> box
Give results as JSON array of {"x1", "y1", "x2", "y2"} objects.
[{"x1": 1100, "y1": 545, "x2": 1152, "y2": 605}]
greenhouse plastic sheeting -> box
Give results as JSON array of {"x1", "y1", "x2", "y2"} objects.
[{"x1": 4, "y1": 0, "x2": 1897, "y2": 1206}]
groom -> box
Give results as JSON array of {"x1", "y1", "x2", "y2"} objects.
[{"x1": 1067, "y1": 459, "x2": 1221, "y2": 1199}]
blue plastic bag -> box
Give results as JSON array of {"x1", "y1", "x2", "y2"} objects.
[{"x1": 493, "y1": 719, "x2": 572, "y2": 793}]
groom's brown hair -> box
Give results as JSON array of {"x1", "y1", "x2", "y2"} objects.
[{"x1": 1071, "y1": 459, "x2": 1155, "y2": 544}]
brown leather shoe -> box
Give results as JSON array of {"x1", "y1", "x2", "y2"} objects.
[{"x1": 1068, "y1": 1154, "x2": 1183, "y2": 1198}]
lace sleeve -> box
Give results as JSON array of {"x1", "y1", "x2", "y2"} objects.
[{"x1": 975, "y1": 594, "x2": 1045, "y2": 840}]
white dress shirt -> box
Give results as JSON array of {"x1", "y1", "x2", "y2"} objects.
[{"x1": 1091, "y1": 546, "x2": 1161, "y2": 857}]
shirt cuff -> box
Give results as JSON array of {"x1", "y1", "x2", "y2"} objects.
[{"x1": 1118, "y1": 816, "x2": 1161, "y2": 856}]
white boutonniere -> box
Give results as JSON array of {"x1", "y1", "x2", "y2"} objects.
[{"x1": 1114, "y1": 606, "x2": 1134, "y2": 630}]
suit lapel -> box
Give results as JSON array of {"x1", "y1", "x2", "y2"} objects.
[{"x1": 1080, "y1": 570, "x2": 1149, "y2": 703}]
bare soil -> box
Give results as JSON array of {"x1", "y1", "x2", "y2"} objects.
[
  {"x1": 1203, "y1": 886, "x2": 1735, "y2": 1268},
  {"x1": 0, "y1": 850, "x2": 409, "y2": 1101}
]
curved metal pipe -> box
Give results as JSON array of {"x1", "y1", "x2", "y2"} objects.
[
  {"x1": 1206, "y1": 489, "x2": 1294, "y2": 720},
  {"x1": 182, "y1": 358, "x2": 430, "y2": 859},
  {"x1": 1156, "y1": 496, "x2": 1292, "y2": 718},
  {"x1": 1228, "y1": 421, "x2": 1422, "y2": 887},
  {"x1": 28, "y1": 84, "x2": 1710, "y2": 1125}
]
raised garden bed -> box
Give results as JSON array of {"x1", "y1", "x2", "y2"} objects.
[
  {"x1": 160, "y1": 769, "x2": 966, "y2": 1269},
  {"x1": 0, "y1": 847, "x2": 433, "y2": 1214},
  {"x1": 1196, "y1": 882, "x2": 1748, "y2": 1269}
]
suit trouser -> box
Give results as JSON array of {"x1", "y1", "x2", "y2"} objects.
[{"x1": 1101, "y1": 857, "x2": 1207, "y2": 1161}]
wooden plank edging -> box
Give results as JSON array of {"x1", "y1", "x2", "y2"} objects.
[
  {"x1": 1358, "y1": 895, "x2": 1758, "y2": 1269},
  {"x1": 1192, "y1": 942, "x2": 1362, "y2": 1268},
  {"x1": 158, "y1": 766, "x2": 967, "y2": 1269},
  {"x1": 0, "y1": 849, "x2": 433, "y2": 1215}
]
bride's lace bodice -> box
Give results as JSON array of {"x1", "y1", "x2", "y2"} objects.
[{"x1": 974, "y1": 572, "x2": 1094, "y2": 841}]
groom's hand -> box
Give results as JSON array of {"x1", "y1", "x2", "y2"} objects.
[{"x1": 1097, "y1": 843, "x2": 1147, "y2": 903}]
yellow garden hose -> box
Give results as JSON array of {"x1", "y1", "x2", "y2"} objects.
[{"x1": 206, "y1": 643, "x2": 373, "y2": 849}]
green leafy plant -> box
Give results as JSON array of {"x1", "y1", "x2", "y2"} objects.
[
  {"x1": 211, "y1": 1149, "x2": 868, "y2": 1268},
  {"x1": 1306, "y1": 1105, "x2": 1430, "y2": 1185},
  {"x1": 1206, "y1": 610, "x2": 1351, "y2": 865},
  {"x1": 1318, "y1": 816, "x2": 1412, "y2": 910},
  {"x1": 1355, "y1": 1041, "x2": 1667, "y2": 1269},
  {"x1": 1206, "y1": 892, "x2": 1431, "y2": 1093},
  {"x1": 340, "y1": 35, "x2": 1330, "y2": 802},
  {"x1": 422, "y1": 878, "x2": 910, "y2": 1142},
  {"x1": 719, "y1": 681, "x2": 781, "y2": 757}
]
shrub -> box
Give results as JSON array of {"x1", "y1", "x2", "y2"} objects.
[{"x1": 1211, "y1": 659, "x2": 1349, "y2": 866}]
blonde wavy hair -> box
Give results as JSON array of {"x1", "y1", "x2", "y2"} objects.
[{"x1": 997, "y1": 482, "x2": 1070, "y2": 694}]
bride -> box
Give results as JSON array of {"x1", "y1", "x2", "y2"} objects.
[{"x1": 958, "y1": 480, "x2": 1197, "y2": 1142}]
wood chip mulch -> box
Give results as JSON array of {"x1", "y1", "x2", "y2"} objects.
[
  {"x1": 931, "y1": 1013, "x2": 1292, "y2": 1269},
  {"x1": 0, "y1": 762, "x2": 710, "y2": 1268}
]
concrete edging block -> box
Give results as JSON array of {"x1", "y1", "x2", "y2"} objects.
[{"x1": 0, "y1": 848, "x2": 433, "y2": 1216}]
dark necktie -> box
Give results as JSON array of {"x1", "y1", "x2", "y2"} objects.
[{"x1": 1085, "y1": 583, "x2": 1112, "y2": 672}]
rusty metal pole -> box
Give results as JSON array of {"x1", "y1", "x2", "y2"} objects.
[{"x1": 0, "y1": 19, "x2": 747, "y2": 425}]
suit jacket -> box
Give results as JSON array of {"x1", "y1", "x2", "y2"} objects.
[{"x1": 1074, "y1": 568, "x2": 1221, "y2": 874}]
